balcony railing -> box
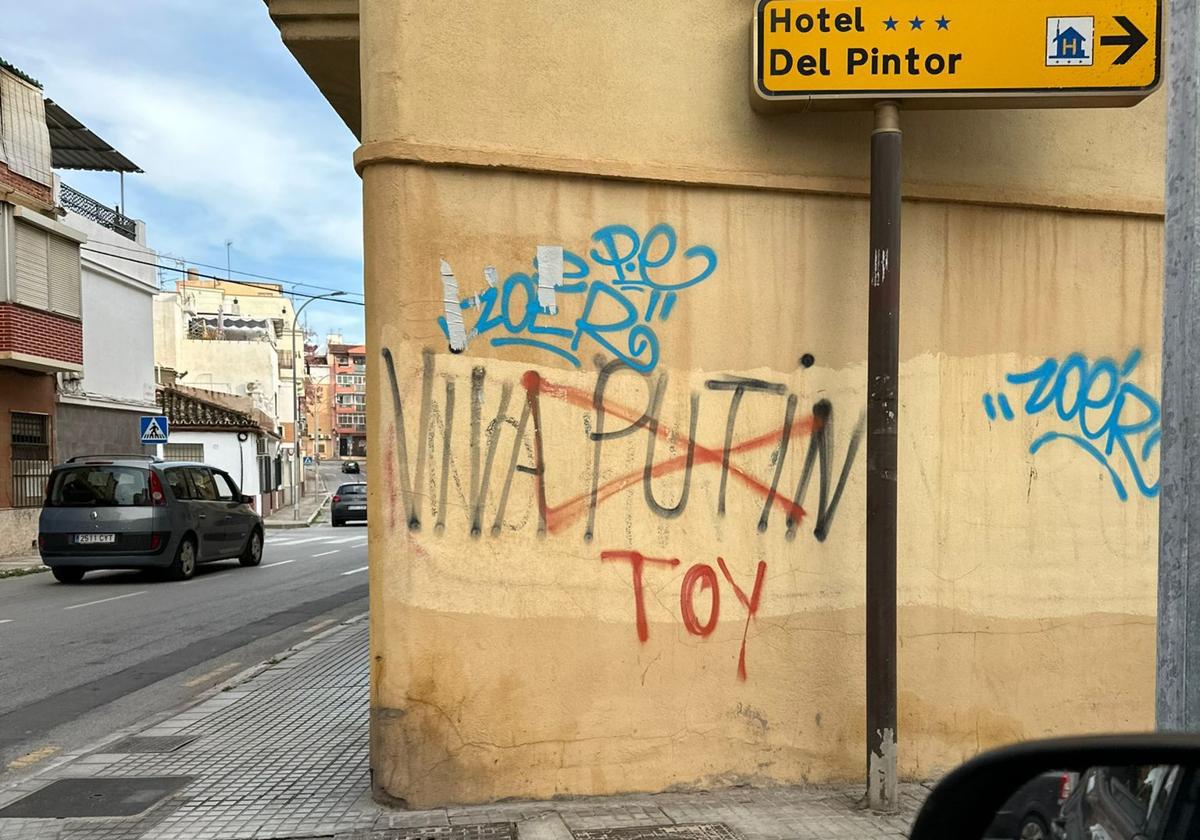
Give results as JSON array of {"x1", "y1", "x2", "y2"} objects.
[{"x1": 60, "y1": 182, "x2": 137, "y2": 240}]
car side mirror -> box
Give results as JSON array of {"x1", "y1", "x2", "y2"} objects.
[
  {"x1": 240, "y1": 494, "x2": 254, "y2": 506},
  {"x1": 910, "y1": 734, "x2": 1200, "y2": 840}
]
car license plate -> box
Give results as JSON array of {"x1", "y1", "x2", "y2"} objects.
[
  {"x1": 76, "y1": 533, "x2": 116, "y2": 545},
  {"x1": 349, "y1": 505, "x2": 366, "y2": 511}
]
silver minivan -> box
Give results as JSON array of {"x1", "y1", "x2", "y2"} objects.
[{"x1": 38, "y1": 455, "x2": 264, "y2": 583}]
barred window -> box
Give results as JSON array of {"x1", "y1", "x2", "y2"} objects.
[
  {"x1": 163, "y1": 443, "x2": 204, "y2": 462},
  {"x1": 11, "y1": 412, "x2": 51, "y2": 508}
]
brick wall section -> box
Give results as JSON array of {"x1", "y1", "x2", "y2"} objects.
[
  {"x1": 0, "y1": 303, "x2": 83, "y2": 365},
  {"x1": 0, "y1": 162, "x2": 53, "y2": 206}
]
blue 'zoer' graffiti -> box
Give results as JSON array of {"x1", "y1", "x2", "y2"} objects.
[
  {"x1": 437, "y1": 223, "x2": 717, "y2": 373},
  {"x1": 983, "y1": 349, "x2": 1160, "y2": 501}
]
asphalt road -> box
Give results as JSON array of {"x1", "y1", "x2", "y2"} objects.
[{"x1": 0, "y1": 523, "x2": 368, "y2": 779}]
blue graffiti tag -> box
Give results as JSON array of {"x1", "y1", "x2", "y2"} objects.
[
  {"x1": 983, "y1": 349, "x2": 1160, "y2": 501},
  {"x1": 437, "y1": 223, "x2": 717, "y2": 373}
]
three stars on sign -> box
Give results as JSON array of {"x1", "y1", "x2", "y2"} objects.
[{"x1": 884, "y1": 15, "x2": 951, "y2": 30}]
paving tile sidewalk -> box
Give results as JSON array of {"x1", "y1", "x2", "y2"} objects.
[
  {"x1": 0, "y1": 619, "x2": 929, "y2": 840},
  {"x1": 263, "y1": 487, "x2": 330, "y2": 530}
]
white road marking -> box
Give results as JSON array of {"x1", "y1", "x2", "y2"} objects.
[
  {"x1": 341, "y1": 566, "x2": 369, "y2": 576},
  {"x1": 63, "y1": 591, "x2": 147, "y2": 611},
  {"x1": 183, "y1": 661, "x2": 242, "y2": 688},
  {"x1": 0, "y1": 619, "x2": 12, "y2": 625},
  {"x1": 304, "y1": 619, "x2": 337, "y2": 634},
  {"x1": 271, "y1": 536, "x2": 326, "y2": 546},
  {"x1": 328, "y1": 536, "x2": 362, "y2": 544},
  {"x1": 313, "y1": 550, "x2": 339, "y2": 558},
  {"x1": 262, "y1": 559, "x2": 296, "y2": 568}
]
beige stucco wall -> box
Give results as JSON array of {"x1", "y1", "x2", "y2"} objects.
[
  {"x1": 0, "y1": 507, "x2": 39, "y2": 557},
  {"x1": 153, "y1": 294, "x2": 282, "y2": 419},
  {"x1": 349, "y1": 0, "x2": 1164, "y2": 808},
  {"x1": 355, "y1": 0, "x2": 1164, "y2": 216}
]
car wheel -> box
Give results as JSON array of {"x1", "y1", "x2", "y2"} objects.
[
  {"x1": 239, "y1": 528, "x2": 263, "y2": 567},
  {"x1": 167, "y1": 537, "x2": 197, "y2": 581},
  {"x1": 1019, "y1": 814, "x2": 1050, "y2": 840},
  {"x1": 51, "y1": 567, "x2": 85, "y2": 584},
  {"x1": 332, "y1": 518, "x2": 342, "y2": 527}
]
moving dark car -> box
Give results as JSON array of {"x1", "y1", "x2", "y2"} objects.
[
  {"x1": 331, "y1": 482, "x2": 367, "y2": 527},
  {"x1": 38, "y1": 455, "x2": 264, "y2": 582},
  {"x1": 341, "y1": 460, "x2": 360, "y2": 474},
  {"x1": 985, "y1": 770, "x2": 1075, "y2": 840}
]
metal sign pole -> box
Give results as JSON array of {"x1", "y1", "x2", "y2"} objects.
[
  {"x1": 866, "y1": 100, "x2": 901, "y2": 812},
  {"x1": 1157, "y1": 0, "x2": 1200, "y2": 731}
]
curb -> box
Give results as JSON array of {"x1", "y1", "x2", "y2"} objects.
[
  {"x1": 265, "y1": 493, "x2": 331, "y2": 530},
  {"x1": 0, "y1": 565, "x2": 47, "y2": 580}
]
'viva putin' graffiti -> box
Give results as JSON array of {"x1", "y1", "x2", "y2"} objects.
[
  {"x1": 984, "y1": 349, "x2": 1160, "y2": 501},
  {"x1": 437, "y1": 224, "x2": 718, "y2": 373}
]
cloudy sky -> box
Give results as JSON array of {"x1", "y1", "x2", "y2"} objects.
[{"x1": 3, "y1": 2, "x2": 365, "y2": 343}]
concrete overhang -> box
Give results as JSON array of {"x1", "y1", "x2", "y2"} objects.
[
  {"x1": 0, "y1": 351, "x2": 82, "y2": 375},
  {"x1": 263, "y1": 0, "x2": 361, "y2": 138}
]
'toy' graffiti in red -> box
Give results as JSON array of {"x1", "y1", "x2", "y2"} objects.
[{"x1": 602, "y1": 550, "x2": 768, "y2": 680}]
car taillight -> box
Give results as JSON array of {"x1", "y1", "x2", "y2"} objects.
[
  {"x1": 1059, "y1": 772, "x2": 1073, "y2": 802},
  {"x1": 37, "y1": 534, "x2": 45, "y2": 550},
  {"x1": 150, "y1": 533, "x2": 163, "y2": 550},
  {"x1": 333, "y1": 495, "x2": 341, "y2": 503},
  {"x1": 149, "y1": 471, "x2": 167, "y2": 506}
]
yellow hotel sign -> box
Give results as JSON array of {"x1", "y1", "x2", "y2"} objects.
[{"x1": 753, "y1": 0, "x2": 1161, "y2": 109}]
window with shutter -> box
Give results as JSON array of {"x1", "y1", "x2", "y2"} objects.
[
  {"x1": 11, "y1": 220, "x2": 81, "y2": 318},
  {"x1": 47, "y1": 235, "x2": 81, "y2": 316},
  {"x1": 13, "y1": 222, "x2": 49, "y2": 310}
]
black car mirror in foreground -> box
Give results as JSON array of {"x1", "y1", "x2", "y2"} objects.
[{"x1": 910, "y1": 734, "x2": 1200, "y2": 840}]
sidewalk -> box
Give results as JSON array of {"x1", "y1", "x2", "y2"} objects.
[
  {"x1": 264, "y1": 470, "x2": 330, "y2": 530},
  {"x1": 0, "y1": 620, "x2": 928, "y2": 840}
]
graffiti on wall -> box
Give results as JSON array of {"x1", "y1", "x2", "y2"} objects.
[
  {"x1": 383, "y1": 348, "x2": 863, "y2": 543},
  {"x1": 984, "y1": 349, "x2": 1160, "y2": 500},
  {"x1": 437, "y1": 224, "x2": 718, "y2": 373},
  {"x1": 602, "y1": 550, "x2": 766, "y2": 680}
]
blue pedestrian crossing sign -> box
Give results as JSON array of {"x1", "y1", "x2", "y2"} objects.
[{"x1": 140, "y1": 415, "x2": 170, "y2": 444}]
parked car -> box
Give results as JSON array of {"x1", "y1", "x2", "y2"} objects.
[
  {"x1": 330, "y1": 482, "x2": 367, "y2": 527},
  {"x1": 38, "y1": 455, "x2": 264, "y2": 583},
  {"x1": 341, "y1": 460, "x2": 360, "y2": 474},
  {"x1": 984, "y1": 770, "x2": 1076, "y2": 840}
]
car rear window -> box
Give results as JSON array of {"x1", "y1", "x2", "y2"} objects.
[
  {"x1": 336, "y1": 484, "x2": 366, "y2": 495},
  {"x1": 47, "y1": 466, "x2": 151, "y2": 507}
]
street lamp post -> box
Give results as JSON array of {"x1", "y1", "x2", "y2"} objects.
[{"x1": 292, "y1": 291, "x2": 345, "y2": 520}]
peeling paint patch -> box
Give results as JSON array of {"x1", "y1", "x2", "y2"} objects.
[
  {"x1": 440, "y1": 259, "x2": 468, "y2": 352},
  {"x1": 871, "y1": 248, "x2": 890, "y2": 287},
  {"x1": 6, "y1": 745, "x2": 59, "y2": 770},
  {"x1": 536, "y1": 245, "x2": 564, "y2": 315},
  {"x1": 867, "y1": 726, "x2": 898, "y2": 812}
]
